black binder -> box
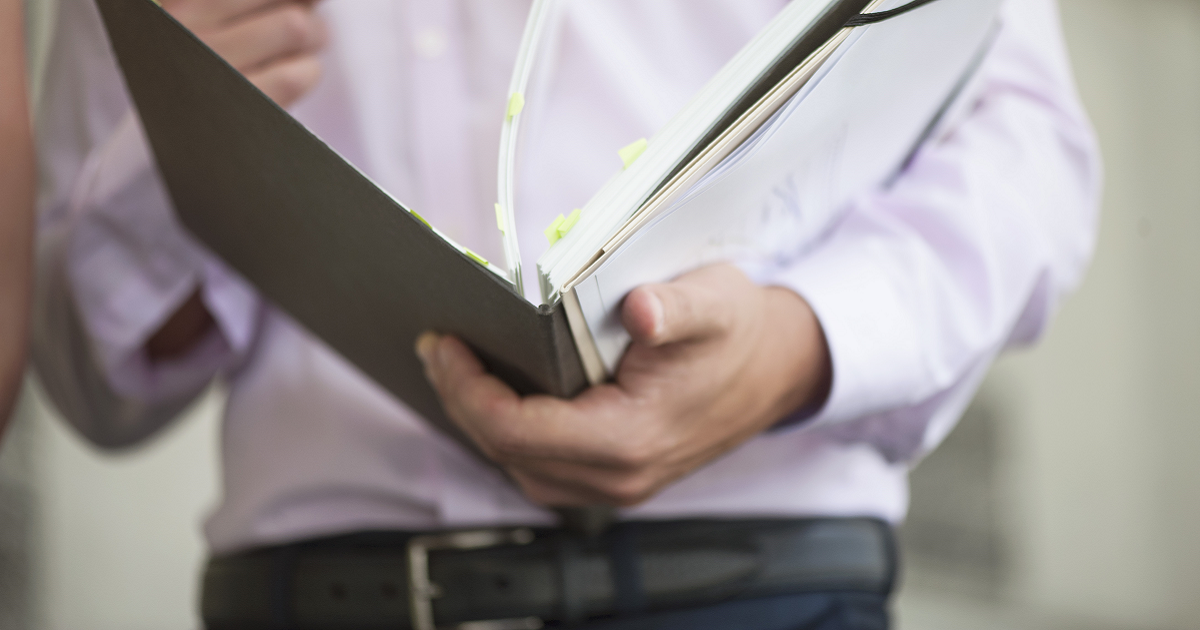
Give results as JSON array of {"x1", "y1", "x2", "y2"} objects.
[{"x1": 93, "y1": 0, "x2": 873, "y2": 455}]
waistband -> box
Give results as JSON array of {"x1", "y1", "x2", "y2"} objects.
[{"x1": 202, "y1": 517, "x2": 897, "y2": 630}]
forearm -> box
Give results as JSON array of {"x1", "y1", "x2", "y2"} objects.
[
  {"x1": 31, "y1": 236, "x2": 216, "y2": 449},
  {"x1": 98, "y1": 0, "x2": 325, "y2": 364},
  {"x1": 759, "y1": 287, "x2": 831, "y2": 421},
  {"x1": 29, "y1": 0, "x2": 272, "y2": 446},
  {"x1": 0, "y1": 0, "x2": 34, "y2": 425},
  {"x1": 768, "y1": 0, "x2": 1100, "y2": 461}
]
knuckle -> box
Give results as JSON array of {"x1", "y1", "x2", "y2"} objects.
[
  {"x1": 467, "y1": 427, "x2": 512, "y2": 464},
  {"x1": 608, "y1": 434, "x2": 664, "y2": 470},
  {"x1": 277, "y1": 6, "x2": 317, "y2": 47},
  {"x1": 483, "y1": 425, "x2": 527, "y2": 461},
  {"x1": 276, "y1": 59, "x2": 321, "y2": 102},
  {"x1": 163, "y1": 1, "x2": 201, "y2": 27},
  {"x1": 475, "y1": 440, "x2": 505, "y2": 464},
  {"x1": 603, "y1": 475, "x2": 655, "y2": 507},
  {"x1": 610, "y1": 447, "x2": 650, "y2": 470}
]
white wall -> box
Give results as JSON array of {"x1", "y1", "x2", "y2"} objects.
[
  {"x1": 1004, "y1": 1, "x2": 1200, "y2": 626},
  {"x1": 23, "y1": 382, "x2": 219, "y2": 630},
  {"x1": 901, "y1": 2, "x2": 1200, "y2": 629}
]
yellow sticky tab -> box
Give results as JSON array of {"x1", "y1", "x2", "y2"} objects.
[
  {"x1": 465, "y1": 249, "x2": 488, "y2": 266},
  {"x1": 557, "y1": 208, "x2": 581, "y2": 239},
  {"x1": 507, "y1": 93, "x2": 526, "y2": 120},
  {"x1": 410, "y1": 210, "x2": 431, "y2": 229},
  {"x1": 544, "y1": 214, "x2": 566, "y2": 245},
  {"x1": 494, "y1": 203, "x2": 506, "y2": 234},
  {"x1": 618, "y1": 138, "x2": 648, "y2": 169}
]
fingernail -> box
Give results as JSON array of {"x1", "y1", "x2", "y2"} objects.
[
  {"x1": 415, "y1": 332, "x2": 439, "y2": 366},
  {"x1": 646, "y1": 292, "x2": 665, "y2": 340}
]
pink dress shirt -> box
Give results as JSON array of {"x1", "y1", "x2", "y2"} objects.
[{"x1": 32, "y1": 0, "x2": 1099, "y2": 555}]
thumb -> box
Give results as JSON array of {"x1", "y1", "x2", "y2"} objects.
[{"x1": 622, "y1": 281, "x2": 729, "y2": 347}]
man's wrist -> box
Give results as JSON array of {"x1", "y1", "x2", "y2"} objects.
[{"x1": 759, "y1": 286, "x2": 833, "y2": 424}]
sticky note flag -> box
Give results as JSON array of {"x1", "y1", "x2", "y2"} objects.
[
  {"x1": 618, "y1": 138, "x2": 648, "y2": 169},
  {"x1": 557, "y1": 208, "x2": 581, "y2": 239},
  {"x1": 544, "y1": 209, "x2": 582, "y2": 246},
  {"x1": 410, "y1": 210, "x2": 432, "y2": 229},
  {"x1": 495, "y1": 203, "x2": 506, "y2": 234},
  {"x1": 507, "y1": 93, "x2": 526, "y2": 120},
  {"x1": 465, "y1": 249, "x2": 488, "y2": 266},
  {"x1": 544, "y1": 214, "x2": 566, "y2": 245}
]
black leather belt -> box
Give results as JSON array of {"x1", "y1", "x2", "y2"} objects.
[{"x1": 202, "y1": 518, "x2": 896, "y2": 630}]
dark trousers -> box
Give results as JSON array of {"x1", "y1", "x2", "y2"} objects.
[{"x1": 577, "y1": 592, "x2": 888, "y2": 630}]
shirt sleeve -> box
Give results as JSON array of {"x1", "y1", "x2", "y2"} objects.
[
  {"x1": 767, "y1": 0, "x2": 1101, "y2": 462},
  {"x1": 31, "y1": 1, "x2": 261, "y2": 444}
]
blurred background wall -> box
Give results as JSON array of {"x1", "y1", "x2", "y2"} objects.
[{"x1": 3, "y1": 0, "x2": 1200, "y2": 628}]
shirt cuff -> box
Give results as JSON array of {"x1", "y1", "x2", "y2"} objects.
[
  {"x1": 66, "y1": 112, "x2": 261, "y2": 399},
  {"x1": 202, "y1": 257, "x2": 260, "y2": 356}
]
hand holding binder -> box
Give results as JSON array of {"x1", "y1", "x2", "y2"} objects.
[
  {"x1": 416, "y1": 263, "x2": 831, "y2": 506},
  {"x1": 161, "y1": 0, "x2": 326, "y2": 109}
]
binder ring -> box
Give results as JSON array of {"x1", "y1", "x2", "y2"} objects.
[{"x1": 846, "y1": 0, "x2": 942, "y2": 27}]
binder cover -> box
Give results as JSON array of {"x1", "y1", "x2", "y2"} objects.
[{"x1": 96, "y1": 0, "x2": 587, "y2": 456}]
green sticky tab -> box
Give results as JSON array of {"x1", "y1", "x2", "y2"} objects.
[
  {"x1": 410, "y1": 210, "x2": 431, "y2": 229},
  {"x1": 544, "y1": 214, "x2": 566, "y2": 245},
  {"x1": 494, "y1": 203, "x2": 506, "y2": 233},
  {"x1": 507, "y1": 93, "x2": 525, "y2": 120},
  {"x1": 618, "y1": 138, "x2": 648, "y2": 169},
  {"x1": 465, "y1": 249, "x2": 488, "y2": 266},
  {"x1": 557, "y1": 208, "x2": 581, "y2": 239}
]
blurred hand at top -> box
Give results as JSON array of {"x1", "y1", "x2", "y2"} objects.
[{"x1": 162, "y1": 0, "x2": 327, "y2": 108}]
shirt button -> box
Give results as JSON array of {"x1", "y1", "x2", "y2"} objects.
[{"x1": 414, "y1": 28, "x2": 449, "y2": 60}]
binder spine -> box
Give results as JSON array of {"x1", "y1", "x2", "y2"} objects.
[{"x1": 538, "y1": 302, "x2": 589, "y2": 398}]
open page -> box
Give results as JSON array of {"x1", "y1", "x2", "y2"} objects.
[
  {"x1": 569, "y1": 0, "x2": 1004, "y2": 378},
  {"x1": 495, "y1": 0, "x2": 559, "y2": 297},
  {"x1": 535, "y1": 0, "x2": 863, "y2": 302}
]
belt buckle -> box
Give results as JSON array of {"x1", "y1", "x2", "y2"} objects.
[{"x1": 407, "y1": 527, "x2": 543, "y2": 630}]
